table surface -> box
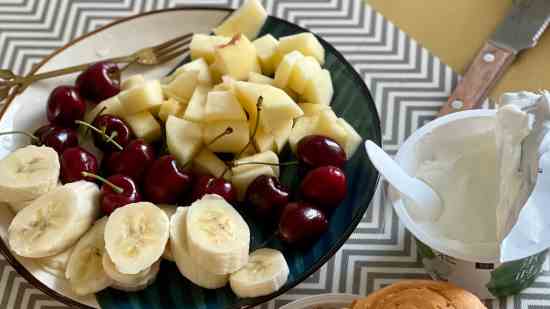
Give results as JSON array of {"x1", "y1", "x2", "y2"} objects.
[{"x1": 1, "y1": 1, "x2": 549, "y2": 309}]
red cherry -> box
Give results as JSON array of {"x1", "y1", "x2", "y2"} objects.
[
  {"x1": 42, "y1": 127, "x2": 79, "y2": 154},
  {"x1": 300, "y1": 166, "x2": 347, "y2": 209},
  {"x1": 33, "y1": 124, "x2": 56, "y2": 142},
  {"x1": 60, "y1": 147, "x2": 98, "y2": 183},
  {"x1": 143, "y1": 155, "x2": 193, "y2": 204},
  {"x1": 46, "y1": 86, "x2": 86, "y2": 128},
  {"x1": 99, "y1": 175, "x2": 141, "y2": 215},
  {"x1": 105, "y1": 139, "x2": 155, "y2": 183},
  {"x1": 92, "y1": 115, "x2": 132, "y2": 151},
  {"x1": 297, "y1": 135, "x2": 346, "y2": 168},
  {"x1": 76, "y1": 62, "x2": 121, "y2": 102},
  {"x1": 245, "y1": 175, "x2": 289, "y2": 219},
  {"x1": 278, "y1": 202, "x2": 328, "y2": 246},
  {"x1": 192, "y1": 175, "x2": 237, "y2": 204}
]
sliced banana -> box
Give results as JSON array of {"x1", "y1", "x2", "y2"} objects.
[
  {"x1": 37, "y1": 245, "x2": 74, "y2": 278},
  {"x1": 229, "y1": 248, "x2": 289, "y2": 298},
  {"x1": 104, "y1": 202, "x2": 170, "y2": 274},
  {"x1": 170, "y1": 207, "x2": 229, "y2": 289},
  {"x1": 8, "y1": 199, "x2": 34, "y2": 214},
  {"x1": 110, "y1": 260, "x2": 160, "y2": 292},
  {"x1": 158, "y1": 204, "x2": 177, "y2": 261},
  {"x1": 65, "y1": 217, "x2": 113, "y2": 296},
  {"x1": 8, "y1": 181, "x2": 100, "y2": 258},
  {"x1": 102, "y1": 251, "x2": 152, "y2": 285},
  {"x1": 0, "y1": 145, "x2": 59, "y2": 204},
  {"x1": 186, "y1": 194, "x2": 250, "y2": 275}
]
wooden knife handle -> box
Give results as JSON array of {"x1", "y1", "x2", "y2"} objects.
[{"x1": 438, "y1": 42, "x2": 516, "y2": 116}]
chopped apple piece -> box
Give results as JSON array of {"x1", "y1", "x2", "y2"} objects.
[
  {"x1": 204, "y1": 91, "x2": 247, "y2": 122},
  {"x1": 312, "y1": 110, "x2": 348, "y2": 148},
  {"x1": 214, "y1": 34, "x2": 260, "y2": 81},
  {"x1": 203, "y1": 120, "x2": 249, "y2": 153},
  {"x1": 121, "y1": 75, "x2": 145, "y2": 90},
  {"x1": 84, "y1": 96, "x2": 122, "y2": 124},
  {"x1": 118, "y1": 80, "x2": 163, "y2": 114},
  {"x1": 303, "y1": 69, "x2": 333, "y2": 105},
  {"x1": 192, "y1": 148, "x2": 230, "y2": 180},
  {"x1": 248, "y1": 72, "x2": 274, "y2": 85},
  {"x1": 253, "y1": 126, "x2": 275, "y2": 153},
  {"x1": 232, "y1": 165, "x2": 275, "y2": 201},
  {"x1": 271, "y1": 119, "x2": 293, "y2": 153},
  {"x1": 123, "y1": 111, "x2": 162, "y2": 143},
  {"x1": 274, "y1": 32, "x2": 325, "y2": 67},
  {"x1": 289, "y1": 115, "x2": 317, "y2": 152},
  {"x1": 166, "y1": 116, "x2": 203, "y2": 166},
  {"x1": 274, "y1": 51, "x2": 304, "y2": 90},
  {"x1": 258, "y1": 85, "x2": 303, "y2": 133},
  {"x1": 158, "y1": 98, "x2": 185, "y2": 122},
  {"x1": 298, "y1": 102, "x2": 331, "y2": 117},
  {"x1": 213, "y1": 75, "x2": 238, "y2": 92},
  {"x1": 234, "y1": 81, "x2": 266, "y2": 126},
  {"x1": 336, "y1": 118, "x2": 362, "y2": 158},
  {"x1": 174, "y1": 58, "x2": 212, "y2": 86},
  {"x1": 183, "y1": 85, "x2": 210, "y2": 122},
  {"x1": 213, "y1": 0, "x2": 267, "y2": 40},
  {"x1": 289, "y1": 56, "x2": 322, "y2": 94},
  {"x1": 209, "y1": 62, "x2": 224, "y2": 85},
  {"x1": 253, "y1": 34, "x2": 279, "y2": 76},
  {"x1": 190, "y1": 34, "x2": 231, "y2": 64},
  {"x1": 233, "y1": 150, "x2": 279, "y2": 177},
  {"x1": 163, "y1": 70, "x2": 199, "y2": 102}
]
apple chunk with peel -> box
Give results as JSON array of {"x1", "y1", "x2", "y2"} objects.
[
  {"x1": 190, "y1": 34, "x2": 231, "y2": 64},
  {"x1": 289, "y1": 56, "x2": 322, "y2": 94},
  {"x1": 173, "y1": 58, "x2": 212, "y2": 86},
  {"x1": 213, "y1": 0, "x2": 267, "y2": 40},
  {"x1": 183, "y1": 86, "x2": 210, "y2": 122},
  {"x1": 166, "y1": 116, "x2": 203, "y2": 166},
  {"x1": 274, "y1": 51, "x2": 304, "y2": 90},
  {"x1": 336, "y1": 118, "x2": 362, "y2": 158},
  {"x1": 274, "y1": 32, "x2": 325, "y2": 67},
  {"x1": 205, "y1": 91, "x2": 247, "y2": 122},
  {"x1": 203, "y1": 120, "x2": 249, "y2": 153},
  {"x1": 233, "y1": 150, "x2": 279, "y2": 177},
  {"x1": 163, "y1": 70, "x2": 199, "y2": 102},
  {"x1": 303, "y1": 69, "x2": 333, "y2": 106},
  {"x1": 214, "y1": 34, "x2": 261, "y2": 81},
  {"x1": 253, "y1": 34, "x2": 279, "y2": 76},
  {"x1": 122, "y1": 111, "x2": 162, "y2": 143},
  {"x1": 232, "y1": 165, "x2": 275, "y2": 201},
  {"x1": 118, "y1": 80, "x2": 163, "y2": 114},
  {"x1": 192, "y1": 148, "x2": 230, "y2": 180}
]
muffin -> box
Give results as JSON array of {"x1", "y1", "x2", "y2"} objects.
[{"x1": 350, "y1": 280, "x2": 486, "y2": 309}]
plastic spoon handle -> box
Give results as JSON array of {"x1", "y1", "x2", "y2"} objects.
[{"x1": 364, "y1": 140, "x2": 443, "y2": 221}]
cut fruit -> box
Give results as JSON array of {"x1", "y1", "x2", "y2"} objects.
[
  {"x1": 214, "y1": 34, "x2": 260, "y2": 81},
  {"x1": 121, "y1": 75, "x2": 145, "y2": 90},
  {"x1": 118, "y1": 80, "x2": 163, "y2": 115},
  {"x1": 253, "y1": 34, "x2": 279, "y2": 76},
  {"x1": 205, "y1": 91, "x2": 247, "y2": 122},
  {"x1": 203, "y1": 120, "x2": 249, "y2": 153},
  {"x1": 274, "y1": 32, "x2": 325, "y2": 67},
  {"x1": 289, "y1": 56, "x2": 322, "y2": 94},
  {"x1": 272, "y1": 119, "x2": 293, "y2": 153},
  {"x1": 234, "y1": 81, "x2": 266, "y2": 127},
  {"x1": 158, "y1": 98, "x2": 185, "y2": 122},
  {"x1": 190, "y1": 34, "x2": 231, "y2": 64},
  {"x1": 213, "y1": 0, "x2": 267, "y2": 40},
  {"x1": 174, "y1": 58, "x2": 212, "y2": 86},
  {"x1": 298, "y1": 102, "x2": 331, "y2": 117},
  {"x1": 232, "y1": 165, "x2": 275, "y2": 201},
  {"x1": 83, "y1": 96, "x2": 122, "y2": 126},
  {"x1": 209, "y1": 62, "x2": 224, "y2": 85},
  {"x1": 122, "y1": 111, "x2": 162, "y2": 143},
  {"x1": 233, "y1": 150, "x2": 279, "y2": 177},
  {"x1": 192, "y1": 148, "x2": 230, "y2": 180},
  {"x1": 288, "y1": 110, "x2": 348, "y2": 153},
  {"x1": 166, "y1": 116, "x2": 203, "y2": 166},
  {"x1": 257, "y1": 85, "x2": 303, "y2": 133},
  {"x1": 183, "y1": 85, "x2": 210, "y2": 122},
  {"x1": 336, "y1": 117, "x2": 362, "y2": 158},
  {"x1": 303, "y1": 69, "x2": 333, "y2": 105},
  {"x1": 274, "y1": 51, "x2": 304, "y2": 90},
  {"x1": 289, "y1": 115, "x2": 318, "y2": 153},
  {"x1": 163, "y1": 70, "x2": 199, "y2": 102},
  {"x1": 252, "y1": 126, "x2": 275, "y2": 153},
  {"x1": 248, "y1": 72, "x2": 274, "y2": 85}
]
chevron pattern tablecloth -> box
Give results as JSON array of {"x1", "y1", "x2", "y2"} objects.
[{"x1": 1, "y1": 1, "x2": 550, "y2": 308}]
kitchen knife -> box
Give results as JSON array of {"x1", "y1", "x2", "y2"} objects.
[{"x1": 439, "y1": 0, "x2": 550, "y2": 116}]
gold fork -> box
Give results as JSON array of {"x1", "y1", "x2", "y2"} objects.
[{"x1": 0, "y1": 32, "x2": 193, "y2": 101}]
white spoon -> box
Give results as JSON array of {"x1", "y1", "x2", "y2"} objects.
[{"x1": 364, "y1": 140, "x2": 443, "y2": 221}]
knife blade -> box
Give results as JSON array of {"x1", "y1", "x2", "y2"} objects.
[{"x1": 439, "y1": 0, "x2": 550, "y2": 116}]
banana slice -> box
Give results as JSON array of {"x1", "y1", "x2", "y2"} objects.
[
  {"x1": 102, "y1": 251, "x2": 152, "y2": 285},
  {"x1": 37, "y1": 245, "x2": 74, "y2": 278},
  {"x1": 8, "y1": 199, "x2": 34, "y2": 214},
  {"x1": 0, "y1": 145, "x2": 59, "y2": 204},
  {"x1": 229, "y1": 248, "x2": 289, "y2": 298},
  {"x1": 65, "y1": 217, "x2": 113, "y2": 295},
  {"x1": 170, "y1": 207, "x2": 229, "y2": 289},
  {"x1": 186, "y1": 194, "x2": 250, "y2": 275},
  {"x1": 158, "y1": 204, "x2": 177, "y2": 261},
  {"x1": 8, "y1": 181, "x2": 101, "y2": 258},
  {"x1": 110, "y1": 259, "x2": 160, "y2": 292},
  {"x1": 104, "y1": 202, "x2": 169, "y2": 274}
]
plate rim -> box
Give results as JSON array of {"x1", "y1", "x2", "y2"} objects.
[{"x1": 0, "y1": 6, "x2": 381, "y2": 309}]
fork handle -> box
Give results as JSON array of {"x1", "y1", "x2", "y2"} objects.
[{"x1": 438, "y1": 42, "x2": 516, "y2": 116}]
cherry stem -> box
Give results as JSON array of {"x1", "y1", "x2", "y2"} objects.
[
  {"x1": 74, "y1": 120, "x2": 123, "y2": 151},
  {"x1": 83, "y1": 106, "x2": 107, "y2": 138},
  {"x1": 81, "y1": 171, "x2": 124, "y2": 194},
  {"x1": 207, "y1": 127, "x2": 233, "y2": 147},
  {"x1": 0, "y1": 131, "x2": 39, "y2": 143},
  {"x1": 236, "y1": 96, "x2": 263, "y2": 159},
  {"x1": 231, "y1": 160, "x2": 299, "y2": 168},
  {"x1": 105, "y1": 131, "x2": 118, "y2": 145}
]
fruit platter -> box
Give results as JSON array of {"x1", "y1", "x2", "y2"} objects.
[{"x1": 0, "y1": 1, "x2": 381, "y2": 308}]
